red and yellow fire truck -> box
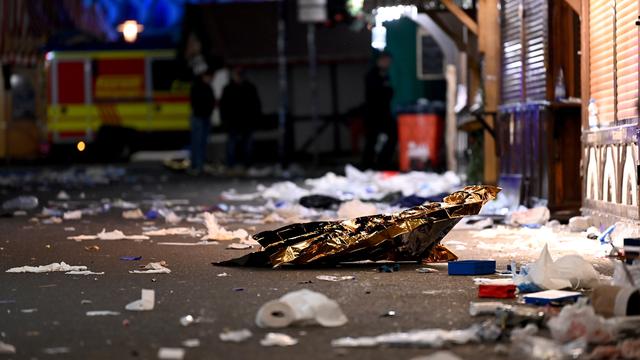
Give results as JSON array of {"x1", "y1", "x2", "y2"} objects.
[{"x1": 45, "y1": 48, "x2": 191, "y2": 158}]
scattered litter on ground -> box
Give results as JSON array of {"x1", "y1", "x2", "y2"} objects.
[
  {"x1": 157, "y1": 347, "x2": 185, "y2": 360},
  {"x1": 381, "y1": 310, "x2": 397, "y2": 317},
  {"x1": 331, "y1": 322, "x2": 500, "y2": 348},
  {"x1": 201, "y1": 212, "x2": 250, "y2": 241},
  {"x1": 523, "y1": 290, "x2": 582, "y2": 306},
  {"x1": 143, "y1": 227, "x2": 200, "y2": 237},
  {"x1": 84, "y1": 245, "x2": 100, "y2": 252},
  {"x1": 218, "y1": 186, "x2": 499, "y2": 268},
  {"x1": 2, "y1": 195, "x2": 38, "y2": 211},
  {"x1": 66, "y1": 270, "x2": 105, "y2": 275},
  {"x1": 410, "y1": 350, "x2": 463, "y2": 360},
  {"x1": 336, "y1": 199, "x2": 377, "y2": 219},
  {"x1": 315, "y1": 275, "x2": 355, "y2": 282},
  {"x1": 415, "y1": 267, "x2": 439, "y2": 273},
  {"x1": 120, "y1": 256, "x2": 142, "y2": 261},
  {"x1": 509, "y1": 207, "x2": 550, "y2": 226},
  {"x1": 227, "y1": 243, "x2": 253, "y2": 250},
  {"x1": 42, "y1": 347, "x2": 71, "y2": 355},
  {"x1": 130, "y1": 262, "x2": 171, "y2": 274},
  {"x1": 448, "y1": 260, "x2": 496, "y2": 275},
  {"x1": 67, "y1": 229, "x2": 149, "y2": 241},
  {"x1": 181, "y1": 339, "x2": 200, "y2": 348},
  {"x1": 468, "y1": 302, "x2": 509, "y2": 316},
  {"x1": 256, "y1": 289, "x2": 348, "y2": 328},
  {"x1": 63, "y1": 210, "x2": 82, "y2": 220},
  {"x1": 57, "y1": 191, "x2": 70, "y2": 200},
  {"x1": 217, "y1": 272, "x2": 229, "y2": 277},
  {"x1": 6, "y1": 262, "x2": 88, "y2": 273},
  {"x1": 0, "y1": 341, "x2": 16, "y2": 354},
  {"x1": 122, "y1": 209, "x2": 145, "y2": 219},
  {"x1": 592, "y1": 284, "x2": 640, "y2": 316},
  {"x1": 86, "y1": 311, "x2": 121, "y2": 316},
  {"x1": 125, "y1": 289, "x2": 155, "y2": 311},
  {"x1": 478, "y1": 284, "x2": 516, "y2": 299},
  {"x1": 547, "y1": 301, "x2": 613, "y2": 344},
  {"x1": 514, "y1": 244, "x2": 600, "y2": 291},
  {"x1": 378, "y1": 264, "x2": 401, "y2": 273},
  {"x1": 219, "y1": 329, "x2": 252, "y2": 343},
  {"x1": 260, "y1": 332, "x2": 298, "y2": 347},
  {"x1": 157, "y1": 241, "x2": 218, "y2": 246},
  {"x1": 568, "y1": 216, "x2": 592, "y2": 232},
  {"x1": 20, "y1": 308, "x2": 37, "y2": 313}
]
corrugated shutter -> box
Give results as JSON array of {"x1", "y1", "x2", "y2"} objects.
[
  {"x1": 615, "y1": 0, "x2": 638, "y2": 121},
  {"x1": 523, "y1": 0, "x2": 548, "y2": 102},
  {"x1": 590, "y1": 0, "x2": 616, "y2": 124},
  {"x1": 501, "y1": 0, "x2": 522, "y2": 104}
]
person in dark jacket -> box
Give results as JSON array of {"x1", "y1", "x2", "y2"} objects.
[
  {"x1": 189, "y1": 69, "x2": 215, "y2": 174},
  {"x1": 220, "y1": 66, "x2": 261, "y2": 168},
  {"x1": 362, "y1": 51, "x2": 396, "y2": 170}
]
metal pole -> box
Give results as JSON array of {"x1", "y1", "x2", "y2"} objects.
[
  {"x1": 307, "y1": 22, "x2": 319, "y2": 162},
  {"x1": 277, "y1": 0, "x2": 289, "y2": 167}
]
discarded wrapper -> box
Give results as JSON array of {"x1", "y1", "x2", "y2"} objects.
[{"x1": 217, "y1": 186, "x2": 499, "y2": 267}]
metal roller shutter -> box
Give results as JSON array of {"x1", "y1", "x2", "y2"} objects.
[{"x1": 590, "y1": 0, "x2": 616, "y2": 125}]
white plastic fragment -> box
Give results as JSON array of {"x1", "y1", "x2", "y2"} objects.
[
  {"x1": 159, "y1": 209, "x2": 183, "y2": 224},
  {"x1": 514, "y1": 244, "x2": 601, "y2": 290},
  {"x1": 0, "y1": 341, "x2": 16, "y2": 354},
  {"x1": 547, "y1": 302, "x2": 614, "y2": 344},
  {"x1": 260, "y1": 333, "x2": 298, "y2": 347},
  {"x1": 416, "y1": 268, "x2": 439, "y2": 273},
  {"x1": 201, "y1": 212, "x2": 249, "y2": 241},
  {"x1": 43, "y1": 347, "x2": 70, "y2": 355},
  {"x1": 156, "y1": 241, "x2": 218, "y2": 246},
  {"x1": 410, "y1": 350, "x2": 463, "y2": 360},
  {"x1": 67, "y1": 229, "x2": 150, "y2": 241},
  {"x1": 86, "y1": 311, "x2": 121, "y2": 316},
  {"x1": 217, "y1": 272, "x2": 230, "y2": 277},
  {"x1": 473, "y1": 278, "x2": 514, "y2": 286},
  {"x1": 336, "y1": 199, "x2": 377, "y2": 219},
  {"x1": 469, "y1": 302, "x2": 509, "y2": 316},
  {"x1": 255, "y1": 289, "x2": 348, "y2": 328},
  {"x1": 157, "y1": 347, "x2": 185, "y2": 360},
  {"x1": 125, "y1": 289, "x2": 155, "y2": 311},
  {"x1": 315, "y1": 275, "x2": 355, "y2": 282},
  {"x1": 568, "y1": 216, "x2": 592, "y2": 232},
  {"x1": 122, "y1": 209, "x2": 145, "y2": 219},
  {"x1": 6, "y1": 262, "x2": 87, "y2": 273},
  {"x1": 227, "y1": 243, "x2": 253, "y2": 250},
  {"x1": 57, "y1": 190, "x2": 70, "y2": 200},
  {"x1": 63, "y1": 210, "x2": 82, "y2": 220},
  {"x1": 21, "y1": 308, "x2": 37, "y2": 313},
  {"x1": 331, "y1": 326, "x2": 481, "y2": 348},
  {"x1": 509, "y1": 207, "x2": 550, "y2": 226},
  {"x1": 181, "y1": 339, "x2": 200, "y2": 348},
  {"x1": 65, "y1": 270, "x2": 105, "y2": 275},
  {"x1": 219, "y1": 329, "x2": 253, "y2": 343},
  {"x1": 144, "y1": 227, "x2": 200, "y2": 237},
  {"x1": 130, "y1": 262, "x2": 171, "y2": 274}
]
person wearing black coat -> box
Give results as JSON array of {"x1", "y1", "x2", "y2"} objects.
[
  {"x1": 362, "y1": 51, "x2": 396, "y2": 170},
  {"x1": 220, "y1": 66, "x2": 261, "y2": 168},
  {"x1": 189, "y1": 69, "x2": 215, "y2": 173}
]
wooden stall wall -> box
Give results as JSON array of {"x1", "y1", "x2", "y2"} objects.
[
  {"x1": 581, "y1": 0, "x2": 639, "y2": 226},
  {"x1": 498, "y1": 0, "x2": 582, "y2": 216}
]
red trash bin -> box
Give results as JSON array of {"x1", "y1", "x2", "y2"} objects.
[{"x1": 397, "y1": 113, "x2": 443, "y2": 171}]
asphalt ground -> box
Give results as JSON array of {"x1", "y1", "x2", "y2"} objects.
[{"x1": 0, "y1": 164, "x2": 611, "y2": 360}]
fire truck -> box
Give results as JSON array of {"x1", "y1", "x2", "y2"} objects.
[{"x1": 45, "y1": 48, "x2": 191, "y2": 159}]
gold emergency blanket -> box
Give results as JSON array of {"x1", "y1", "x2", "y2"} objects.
[{"x1": 219, "y1": 185, "x2": 500, "y2": 268}]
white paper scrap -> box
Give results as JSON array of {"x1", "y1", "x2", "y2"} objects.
[{"x1": 125, "y1": 289, "x2": 155, "y2": 311}]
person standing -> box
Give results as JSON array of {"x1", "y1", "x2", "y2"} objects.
[
  {"x1": 220, "y1": 66, "x2": 261, "y2": 169},
  {"x1": 189, "y1": 69, "x2": 215, "y2": 174},
  {"x1": 362, "y1": 51, "x2": 396, "y2": 170}
]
